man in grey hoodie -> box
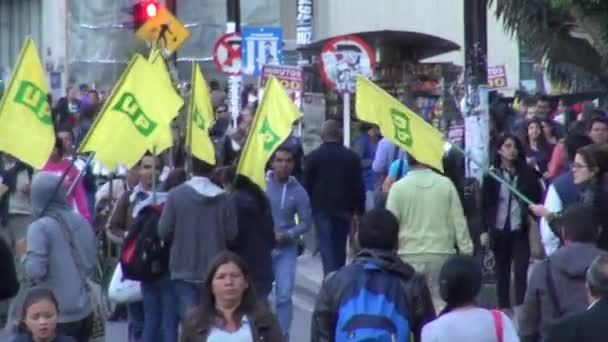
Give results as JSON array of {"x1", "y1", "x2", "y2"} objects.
[
  {"x1": 519, "y1": 204, "x2": 607, "y2": 342},
  {"x1": 266, "y1": 146, "x2": 312, "y2": 340},
  {"x1": 18, "y1": 172, "x2": 97, "y2": 341},
  {"x1": 158, "y1": 157, "x2": 237, "y2": 321}
]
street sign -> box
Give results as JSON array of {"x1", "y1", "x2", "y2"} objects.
[
  {"x1": 135, "y1": 7, "x2": 190, "y2": 55},
  {"x1": 296, "y1": 0, "x2": 313, "y2": 46},
  {"x1": 259, "y1": 65, "x2": 303, "y2": 108},
  {"x1": 488, "y1": 65, "x2": 508, "y2": 89},
  {"x1": 319, "y1": 35, "x2": 375, "y2": 94},
  {"x1": 241, "y1": 27, "x2": 282, "y2": 76},
  {"x1": 213, "y1": 33, "x2": 242, "y2": 75}
]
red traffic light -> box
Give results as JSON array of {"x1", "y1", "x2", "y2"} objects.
[
  {"x1": 132, "y1": 1, "x2": 160, "y2": 29},
  {"x1": 145, "y1": 2, "x2": 158, "y2": 17}
]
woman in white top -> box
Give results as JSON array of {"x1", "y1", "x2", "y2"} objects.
[
  {"x1": 422, "y1": 255, "x2": 520, "y2": 342},
  {"x1": 181, "y1": 251, "x2": 283, "y2": 342}
]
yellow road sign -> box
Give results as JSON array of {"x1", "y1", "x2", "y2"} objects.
[{"x1": 136, "y1": 7, "x2": 190, "y2": 55}]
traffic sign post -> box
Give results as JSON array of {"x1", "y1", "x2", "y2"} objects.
[
  {"x1": 319, "y1": 35, "x2": 375, "y2": 147},
  {"x1": 241, "y1": 27, "x2": 282, "y2": 76},
  {"x1": 213, "y1": 32, "x2": 243, "y2": 124},
  {"x1": 135, "y1": 6, "x2": 190, "y2": 55},
  {"x1": 213, "y1": 33, "x2": 242, "y2": 76}
]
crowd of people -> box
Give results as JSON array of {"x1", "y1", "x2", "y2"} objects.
[{"x1": 0, "y1": 84, "x2": 607, "y2": 342}]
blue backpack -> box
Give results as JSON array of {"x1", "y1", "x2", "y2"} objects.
[{"x1": 335, "y1": 262, "x2": 411, "y2": 342}]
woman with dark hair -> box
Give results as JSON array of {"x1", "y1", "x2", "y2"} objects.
[
  {"x1": 480, "y1": 133, "x2": 544, "y2": 310},
  {"x1": 421, "y1": 256, "x2": 518, "y2": 341},
  {"x1": 540, "y1": 117, "x2": 559, "y2": 145},
  {"x1": 221, "y1": 167, "x2": 275, "y2": 302},
  {"x1": 181, "y1": 251, "x2": 282, "y2": 342},
  {"x1": 531, "y1": 143, "x2": 608, "y2": 250},
  {"x1": 524, "y1": 118, "x2": 555, "y2": 179}
]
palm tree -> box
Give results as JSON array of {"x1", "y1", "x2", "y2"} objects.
[{"x1": 491, "y1": 0, "x2": 608, "y2": 91}]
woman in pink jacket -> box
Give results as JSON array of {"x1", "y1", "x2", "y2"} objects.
[{"x1": 41, "y1": 137, "x2": 91, "y2": 223}]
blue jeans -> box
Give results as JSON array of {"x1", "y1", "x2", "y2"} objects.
[
  {"x1": 142, "y1": 277, "x2": 178, "y2": 342},
  {"x1": 128, "y1": 302, "x2": 144, "y2": 342},
  {"x1": 313, "y1": 211, "x2": 351, "y2": 276},
  {"x1": 172, "y1": 280, "x2": 202, "y2": 322},
  {"x1": 272, "y1": 244, "x2": 297, "y2": 340}
]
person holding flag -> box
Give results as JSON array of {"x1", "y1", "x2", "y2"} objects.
[{"x1": 356, "y1": 76, "x2": 473, "y2": 311}]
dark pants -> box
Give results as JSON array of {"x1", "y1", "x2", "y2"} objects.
[
  {"x1": 491, "y1": 229, "x2": 530, "y2": 309},
  {"x1": 57, "y1": 314, "x2": 93, "y2": 342},
  {"x1": 313, "y1": 211, "x2": 351, "y2": 276}
]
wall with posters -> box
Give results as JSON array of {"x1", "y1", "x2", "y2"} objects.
[{"x1": 306, "y1": 0, "x2": 520, "y2": 94}]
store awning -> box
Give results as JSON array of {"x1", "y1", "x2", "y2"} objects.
[{"x1": 298, "y1": 30, "x2": 461, "y2": 61}]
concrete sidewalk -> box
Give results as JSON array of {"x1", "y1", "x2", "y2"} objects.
[{"x1": 295, "y1": 252, "x2": 324, "y2": 302}]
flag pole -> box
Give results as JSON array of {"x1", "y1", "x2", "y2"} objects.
[
  {"x1": 65, "y1": 152, "x2": 96, "y2": 197},
  {"x1": 152, "y1": 146, "x2": 158, "y2": 203},
  {"x1": 448, "y1": 142, "x2": 534, "y2": 206}
]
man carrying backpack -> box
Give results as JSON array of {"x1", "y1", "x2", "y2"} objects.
[{"x1": 311, "y1": 208, "x2": 436, "y2": 342}]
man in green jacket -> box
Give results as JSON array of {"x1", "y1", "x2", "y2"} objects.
[{"x1": 386, "y1": 154, "x2": 473, "y2": 311}]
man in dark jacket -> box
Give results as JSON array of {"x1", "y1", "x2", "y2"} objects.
[
  {"x1": 519, "y1": 204, "x2": 606, "y2": 342},
  {"x1": 545, "y1": 254, "x2": 608, "y2": 342},
  {"x1": 303, "y1": 120, "x2": 365, "y2": 276},
  {"x1": 311, "y1": 209, "x2": 435, "y2": 342}
]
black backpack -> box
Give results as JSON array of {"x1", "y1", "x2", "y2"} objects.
[{"x1": 120, "y1": 204, "x2": 170, "y2": 282}]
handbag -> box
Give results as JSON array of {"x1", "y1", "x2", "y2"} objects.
[
  {"x1": 108, "y1": 262, "x2": 142, "y2": 304},
  {"x1": 53, "y1": 215, "x2": 106, "y2": 342}
]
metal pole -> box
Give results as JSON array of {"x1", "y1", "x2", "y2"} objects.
[
  {"x1": 227, "y1": 0, "x2": 242, "y2": 129},
  {"x1": 343, "y1": 92, "x2": 351, "y2": 147},
  {"x1": 463, "y1": 0, "x2": 489, "y2": 181}
]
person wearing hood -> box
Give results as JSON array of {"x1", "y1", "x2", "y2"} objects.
[
  {"x1": 386, "y1": 153, "x2": 473, "y2": 312},
  {"x1": 16, "y1": 172, "x2": 97, "y2": 341},
  {"x1": 158, "y1": 157, "x2": 237, "y2": 323},
  {"x1": 265, "y1": 146, "x2": 311, "y2": 341},
  {"x1": 518, "y1": 204, "x2": 606, "y2": 342},
  {"x1": 311, "y1": 209, "x2": 435, "y2": 342}
]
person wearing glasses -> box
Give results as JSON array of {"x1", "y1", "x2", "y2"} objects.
[{"x1": 530, "y1": 143, "x2": 608, "y2": 251}]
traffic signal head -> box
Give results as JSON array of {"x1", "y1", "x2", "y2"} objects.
[{"x1": 132, "y1": 1, "x2": 160, "y2": 29}]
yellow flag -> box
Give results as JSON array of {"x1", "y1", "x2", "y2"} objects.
[
  {"x1": 0, "y1": 38, "x2": 54, "y2": 169},
  {"x1": 186, "y1": 62, "x2": 216, "y2": 164},
  {"x1": 148, "y1": 50, "x2": 183, "y2": 154},
  {"x1": 79, "y1": 54, "x2": 177, "y2": 169},
  {"x1": 356, "y1": 76, "x2": 445, "y2": 172},
  {"x1": 237, "y1": 76, "x2": 302, "y2": 189}
]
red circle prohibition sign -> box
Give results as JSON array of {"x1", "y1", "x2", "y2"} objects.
[{"x1": 213, "y1": 32, "x2": 242, "y2": 75}]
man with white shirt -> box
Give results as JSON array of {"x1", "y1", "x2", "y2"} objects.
[{"x1": 544, "y1": 254, "x2": 608, "y2": 342}]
